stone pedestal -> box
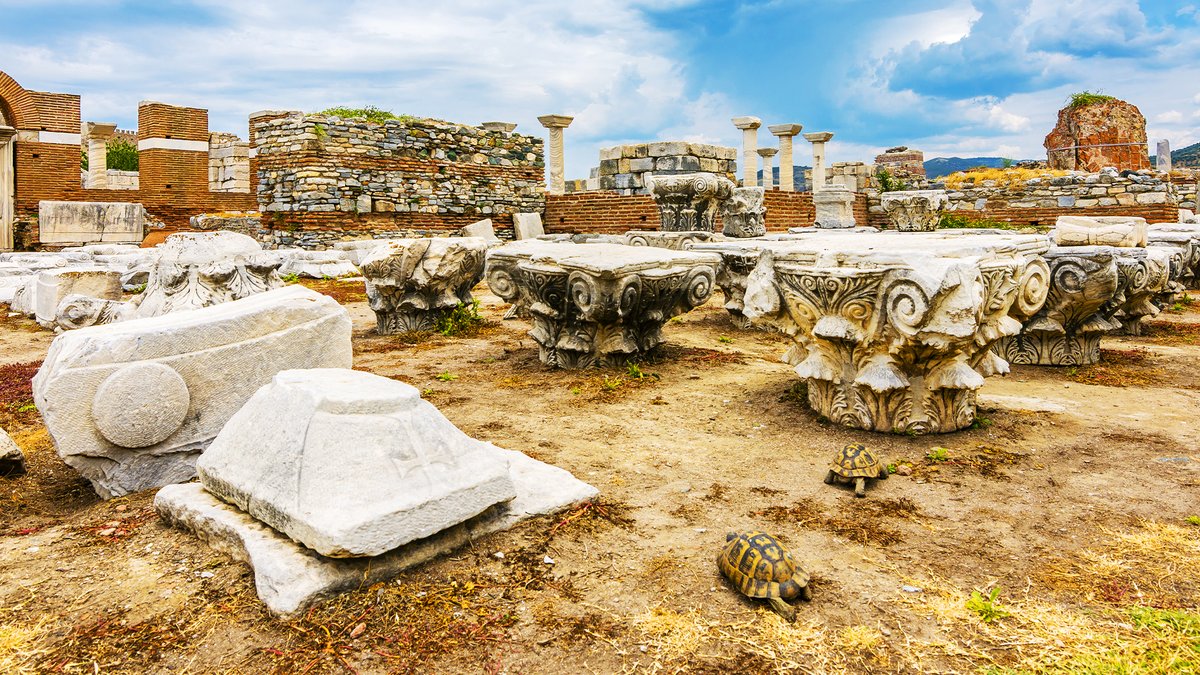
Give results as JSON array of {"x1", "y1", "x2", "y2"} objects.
[
  {"x1": 757, "y1": 147, "x2": 778, "y2": 189},
  {"x1": 881, "y1": 190, "x2": 949, "y2": 231},
  {"x1": 721, "y1": 187, "x2": 766, "y2": 238},
  {"x1": 359, "y1": 237, "x2": 488, "y2": 334},
  {"x1": 486, "y1": 241, "x2": 720, "y2": 368},
  {"x1": 538, "y1": 115, "x2": 574, "y2": 195},
  {"x1": 993, "y1": 246, "x2": 1119, "y2": 366},
  {"x1": 768, "y1": 124, "x2": 802, "y2": 192},
  {"x1": 803, "y1": 132, "x2": 834, "y2": 192},
  {"x1": 646, "y1": 173, "x2": 735, "y2": 232},
  {"x1": 732, "y1": 117, "x2": 762, "y2": 186},
  {"x1": 740, "y1": 231, "x2": 1052, "y2": 433},
  {"x1": 812, "y1": 184, "x2": 856, "y2": 229}
]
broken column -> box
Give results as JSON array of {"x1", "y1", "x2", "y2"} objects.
[
  {"x1": 768, "y1": 124, "x2": 802, "y2": 191},
  {"x1": 537, "y1": 115, "x2": 574, "y2": 195},
  {"x1": 881, "y1": 190, "x2": 950, "y2": 232},
  {"x1": 720, "y1": 188, "x2": 767, "y2": 238},
  {"x1": 757, "y1": 147, "x2": 778, "y2": 190},
  {"x1": 804, "y1": 132, "x2": 834, "y2": 192},
  {"x1": 645, "y1": 173, "x2": 735, "y2": 232},
  {"x1": 359, "y1": 237, "x2": 489, "y2": 334},
  {"x1": 732, "y1": 117, "x2": 762, "y2": 186},
  {"x1": 85, "y1": 122, "x2": 117, "y2": 190},
  {"x1": 1157, "y1": 140, "x2": 1172, "y2": 173}
]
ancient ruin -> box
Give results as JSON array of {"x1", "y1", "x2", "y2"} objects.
[
  {"x1": 1045, "y1": 96, "x2": 1151, "y2": 172},
  {"x1": 359, "y1": 237, "x2": 488, "y2": 334},
  {"x1": 721, "y1": 187, "x2": 767, "y2": 237},
  {"x1": 880, "y1": 190, "x2": 949, "y2": 231},
  {"x1": 646, "y1": 173, "x2": 736, "y2": 232}
]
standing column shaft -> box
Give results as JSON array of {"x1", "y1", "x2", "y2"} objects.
[
  {"x1": 0, "y1": 127, "x2": 14, "y2": 250},
  {"x1": 85, "y1": 122, "x2": 118, "y2": 190},
  {"x1": 732, "y1": 117, "x2": 763, "y2": 187},
  {"x1": 804, "y1": 132, "x2": 834, "y2": 192},
  {"x1": 538, "y1": 115, "x2": 574, "y2": 196},
  {"x1": 757, "y1": 148, "x2": 778, "y2": 189},
  {"x1": 768, "y1": 124, "x2": 802, "y2": 192}
]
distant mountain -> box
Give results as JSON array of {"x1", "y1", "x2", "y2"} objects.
[
  {"x1": 757, "y1": 166, "x2": 809, "y2": 191},
  {"x1": 1170, "y1": 141, "x2": 1200, "y2": 168},
  {"x1": 923, "y1": 157, "x2": 1013, "y2": 177}
]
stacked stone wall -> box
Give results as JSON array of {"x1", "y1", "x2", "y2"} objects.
[
  {"x1": 209, "y1": 132, "x2": 250, "y2": 193},
  {"x1": 568, "y1": 142, "x2": 738, "y2": 195},
  {"x1": 253, "y1": 113, "x2": 545, "y2": 239}
]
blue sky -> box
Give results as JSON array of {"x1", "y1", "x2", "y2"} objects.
[{"x1": 3, "y1": 0, "x2": 1199, "y2": 178}]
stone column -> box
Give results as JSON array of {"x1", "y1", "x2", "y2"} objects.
[
  {"x1": 768, "y1": 124, "x2": 802, "y2": 191},
  {"x1": 804, "y1": 132, "x2": 834, "y2": 192},
  {"x1": 732, "y1": 117, "x2": 762, "y2": 186},
  {"x1": 0, "y1": 126, "x2": 14, "y2": 251},
  {"x1": 1157, "y1": 140, "x2": 1172, "y2": 173},
  {"x1": 757, "y1": 148, "x2": 778, "y2": 189},
  {"x1": 86, "y1": 122, "x2": 118, "y2": 190},
  {"x1": 537, "y1": 115, "x2": 574, "y2": 195}
]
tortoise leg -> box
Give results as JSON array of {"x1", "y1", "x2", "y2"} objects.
[
  {"x1": 855, "y1": 477, "x2": 866, "y2": 498},
  {"x1": 768, "y1": 597, "x2": 797, "y2": 622},
  {"x1": 824, "y1": 470, "x2": 836, "y2": 485},
  {"x1": 800, "y1": 584, "x2": 813, "y2": 601}
]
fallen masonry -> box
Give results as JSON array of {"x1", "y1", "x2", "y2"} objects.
[{"x1": 359, "y1": 237, "x2": 489, "y2": 334}]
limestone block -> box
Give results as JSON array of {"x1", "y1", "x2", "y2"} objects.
[
  {"x1": 359, "y1": 237, "x2": 488, "y2": 334},
  {"x1": 1052, "y1": 216, "x2": 1148, "y2": 247},
  {"x1": 720, "y1": 187, "x2": 766, "y2": 238},
  {"x1": 34, "y1": 268, "x2": 123, "y2": 327},
  {"x1": 812, "y1": 186, "x2": 856, "y2": 229},
  {"x1": 197, "y1": 369, "x2": 517, "y2": 557},
  {"x1": 277, "y1": 249, "x2": 359, "y2": 279},
  {"x1": 880, "y1": 190, "x2": 949, "y2": 232},
  {"x1": 624, "y1": 230, "x2": 716, "y2": 250},
  {"x1": 459, "y1": 219, "x2": 501, "y2": 243},
  {"x1": 1, "y1": 427, "x2": 25, "y2": 477},
  {"x1": 32, "y1": 286, "x2": 353, "y2": 499},
  {"x1": 513, "y1": 213, "x2": 545, "y2": 240},
  {"x1": 333, "y1": 239, "x2": 389, "y2": 266},
  {"x1": 486, "y1": 241, "x2": 720, "y2": 368},
  {"x1": 38, "y1": 201, "x2": 146, "y2": 245},
  {"x1": 645, "y1": 173, "x2": 735, "y2": 232},
  {"x1": 156, "y1": 444, "x2": 597, "y2": 616},
  {"x1": 1104, "y1": 247, "x2": 1171, "y2": 335}
]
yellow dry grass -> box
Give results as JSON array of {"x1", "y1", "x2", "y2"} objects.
[
  {"x1": 941, "y1": 167, "x2": 1071, "y2": 189},
  {"x1": 0, "y1": 615, "x2": 52, "y2": 674}
]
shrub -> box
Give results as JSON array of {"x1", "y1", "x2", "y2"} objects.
[
  {"x1": 1067, "y1": 90, "x2": 1117, "y2": 108},
  {"x1": 435, "y1": 300, "x2": 484, "y2": 337},
  {"x1": 80, "y1": 137, "x2": 139, "y2": 172},
  {"x1": 318, "y1": 106, "x2": 420, "y2": 125},
  {"x1": 876, "y1": 168, "x2": 909, "y2": 193}
]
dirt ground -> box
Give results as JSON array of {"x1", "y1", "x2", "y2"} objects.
[{"x1": 1, "y1": 278, "x2": 1198, "y2": 674}]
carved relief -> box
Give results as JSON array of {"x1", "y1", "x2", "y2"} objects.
[
  {"x1": 359, "y1": 237, "x2": 488, "y2": 334},
  {"x1": 646, "y1": 173, "x2": 735, "y2": 232},
  {"x1": 880, "y1": 190, "x2": 949, "y2": 232},
  {"x1": 720, "y1": 187, "x2": 767, "y2": 238}
]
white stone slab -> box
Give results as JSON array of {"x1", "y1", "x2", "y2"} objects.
[
  {"x1": 513, "y1": 213, "x2": 545, "y2": 240},
  {"x1": 197, "y1": 369, "x2": 517, "y2": 558},
  {"x1": 32, "y1": 286, "x2": 353, "y2": 499},
  {"x1": 1053, "y1": 215, "x2": 1148, "y2": 247},
  {"x1": 34, "y1": 267, "x2": 123, "y2": 326},
  {"x1": 156, "y1": 447, "x2": 598, "y2": 617},
  {"x1": 460, "y1": 219, "x2": 501, "y2": 243},
  {"x1": 277, "y1": 249, "x2": 359, "y2": 279},
  {"x1": 38, "y1": 201, "x2": 146, "y2": 245}
]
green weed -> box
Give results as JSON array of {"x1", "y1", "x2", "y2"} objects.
[
  {"x1": 435, "y1": 372, "x2": 457, "y2": 382},
  {"x1": 966, "y1": 587, "x2": 1010, "y2": 623}
]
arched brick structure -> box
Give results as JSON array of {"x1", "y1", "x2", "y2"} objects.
[{"x1": 0, "y1": 71, "x2": 42, "y2": 131}]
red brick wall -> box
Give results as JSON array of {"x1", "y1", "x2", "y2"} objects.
[
  {"x1": 138, "y1": 102, "x2": 208, "y2": 141},
  {"x1": 0, "y1": 71, "x2": 41, "y2": 129}
]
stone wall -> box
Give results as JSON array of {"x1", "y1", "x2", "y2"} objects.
[
  {"x1": 874, "y1": 146, "x2": 925, "y2": 177},
  {"x1": 209, "y1": 132, "x2": 250, "y2": 193},
  {"x1": 81, "y1": 169, "x2": 139, "y2": 190},
  {"x1": 1045, "y1": 99, "x2": 1150, "y2": 172},
  {"x1": 567, "y1": 142, "x2": 738, "y2": 196},
  {"x1": 253, "y1": 112, "x2": 545, "y2": 238}
]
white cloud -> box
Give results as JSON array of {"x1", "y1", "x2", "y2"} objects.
[{"x1": 1156, "y1": 110, "x2": 1185, "y2": 123}]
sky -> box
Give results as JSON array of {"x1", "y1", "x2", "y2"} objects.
[{"x1": 2, "y1": 0, "x2": 1199, "y2": 179}]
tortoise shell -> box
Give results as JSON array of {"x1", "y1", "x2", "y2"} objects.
[
  {"x1": 717, "y1": 531, "x2": 808, "y2": 600},
  {"x1": 830, "y1": 442, "x2": 883, "y2": 478}
]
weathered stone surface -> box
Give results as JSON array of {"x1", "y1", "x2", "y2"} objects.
[
  {"x1": 459, "y1": 219, "x2": 501, "y2": 243},
  {"x1": 624, "y1": 230, "x2": 716, "y2": 250},
  {"x1": 333, "y1": 239, "x2": 390, "y2": 265},
  {"x1": 881, "y1": 190, "x2": 948, "y2": 232},
  {"x1": 359, "y1": 237, "x2": 488, "y2": 334},
  {"x1": 197, "y1": 369, "x2": 516, "y2": 557},
  {"x1": 156, "y1": 443, "x2": 597, "y2": 616},
  {"x1": 1044, "y1": 98, "x2": 1150, "y2": 172},
  {"x1": 741, "y1": 231, "x2": 1052, "y2": 433},
  {"x1": 645, "y1": 173, "x2": 735, "y2": 232},
  {"x1": 32, "y1": 286, "x2": 353, "y2": 499},
  {"x1": 993, "y1": 246, "x2": 1119, "y2": 366},
  {"x1": 812, "y1": 185, "x2": 856, "y2": 229},
  {"x1": 721, "y1": 188, "x2": 766, "y2": 238},
  {"x1": 1, "y1": 427, "x2": 25, "y2": 477},
  {"x1": 513, "y1": 213, "x2": 545, "y2": 240},
  {"x1": 1149, "y1": 223, "x2": 1200, "y2": 289},
  {"x1": 1053, "y1": 216, "x2": 1148, "y2": 247},
  {"x1": 1103, "y1": 247, "x2": 1171, "y2": 335},
  {"x1": 38, "y1": 201, "x2": 146, "y2": 245},
  {"x1": 486, "y1": 241, "x2": 720, "y2": 367},
  {"x1": 277, "y1": 250, "x2": 359, "y2": 279},
  {"x1": 34, "y1": 268, "x2": 123, "y2": 327}
]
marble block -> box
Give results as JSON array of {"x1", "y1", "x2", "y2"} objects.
[
  {"x1": 741, "y1": 231, "x2": 1051, "y2": 433},
  {"x1": 486, "y1": 241, "x2": 721, "y2": 367},
  {"x1": 277, "y1": 250, "x2": 359, "y2": 279},
  {"x1": 646, "y1": 173, "x2": 735, "y2": 232},
  {"x1": 34, "y1": 268, "x2": 123, "y2": 327},
  {"x1": 721, "y1": 187, "x2": 767, "y2": 238},
  {"x1": 32, "y1": 286, "x2": 353, "y2": 499},
  {"x1": 38, "y1": 201, "x2": 146, "y2": 245},
  {"x1": 881, "y1": 190, "x2": 949, "y2": 232},
  {"x1": 359, "y1": 237, "x2": 488, "y2": 334},
  {"x1": 993, "y1": 245, "x2": 1119, "y2": 366},
  {"x1": 624, "y1": 230, "x2": 717, "y2": 250},
  {"x1": 812, "y1": 185, "x2": 856, "y2": 229},
  {"x1": 197, "y1": 369, "x2": 516, "y2": 558},
  {"x1": 459, "y1": 219, "x2": 501, "y2": 243},
  {"x1": 1103, "y1": 247, "x2": 1171, "y2": 336},
  {"x1": 1053, "y1": 216, "x2": 1148, "y2": 247},
  {"x1": 513, "y1": 213, "x2": 545, "y2": 240}
]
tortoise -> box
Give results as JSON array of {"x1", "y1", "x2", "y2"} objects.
[
  {"x1": 825, "y1": 442, "x2": 888, "y2": 498},
  {"x1": 717, "y1": 531, "x2": 812, "y2": 620}
]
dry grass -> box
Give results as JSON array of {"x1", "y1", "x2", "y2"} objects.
[
  {"x1": 1067, "y1": 347, "x2": 1166, "y2": 388},
  {"x1": 295, "y1": 277, "x2": 368, "y2": 304},
  {"x1": 750, "y1": 497, "x2": 919, "y2": 547},
  {"x1": 1139, "y1": 320, "x2": 1200, "y2": 346},
  {"x1": 0, "y1": 614, "x2": 52, "y2": 674},
  {"x1": 941, "y1": 167, "x2": 1071, "y2": 189}
]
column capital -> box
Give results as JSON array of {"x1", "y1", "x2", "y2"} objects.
[
  {"x1": 537, "y1": 114, "x2": 574, "y2": 129},
  {"x1": 0, "y1": 126, "x2": 16, "y2": 142},
  {"x1": 768, "y1": 124, "x2": 803, "y2": 137},
  {"x1": 86, "y1": 122, "x2": 118, "y2": 141},
  {"x1": 481, "y1": 121, "x2": 518, "y2": 133},
  {"x1": 757, "y1": 148, "x2": 779, "y2": 158},
  {"x1": 803, "y1": 131, "x2": 834, "y2": 143},
  {"x1": 732, "y1": 116, "x2": 762, "y2": 130}
]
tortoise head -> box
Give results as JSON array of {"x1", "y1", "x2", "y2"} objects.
[{"x1": 726, "y1": 532, "x2": 739, "y2": 542}]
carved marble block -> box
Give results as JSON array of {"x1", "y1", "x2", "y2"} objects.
[
  {"x1": 32, "y1": 286, "x2": 353, "y2": 499},
  {"x1": 624, "y1": 230, "x2": 717, "y2": 250},
  {"x1": 646, "y1": 173, "x2": 735, "y2": 232},
  {"x1": 1103, "y1": 247, "x2": 1171, "y2": 336},
  {"x1": 993, "y1": 246, "x2": 1119, "y2": 366},
  {"x1": 741, "y1": 231, "x2": 1052, "y2": 434},
  {"x1": 812, "y1": 185, "x2": 856, "y2": 229},
  {"x1": 1053, "y1": 216, "x2": 1148, "y2": 247},
  {"x1": 359, "y1": 237, "x2": 489, "y2": 334},
  {"x1": 721, "y1": 187, "x2": 767, "y2": 238},
  {"x1": 880, "y1": 190, "x2": 949, "y2": 232},
  {"x1": 1147, "y1": 228, "x2": 1199, "y2": 295},
  {"x1": 277, "y1": 249, "x2": 360, "y2": 279},
  {"x1": 1149, "y1": 223, "x2": 1200, "y2": 290},
  {"x1": 486, "y1": 241, "x2": 720, "y2": 368}
]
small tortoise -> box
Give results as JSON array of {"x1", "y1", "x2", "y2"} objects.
[
  {"x1": 825, "y1": 442, "x2": 888, "y2": 498},
  {"x1": 717, "y1": 531, "x2": 812, "y2": 620}
]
